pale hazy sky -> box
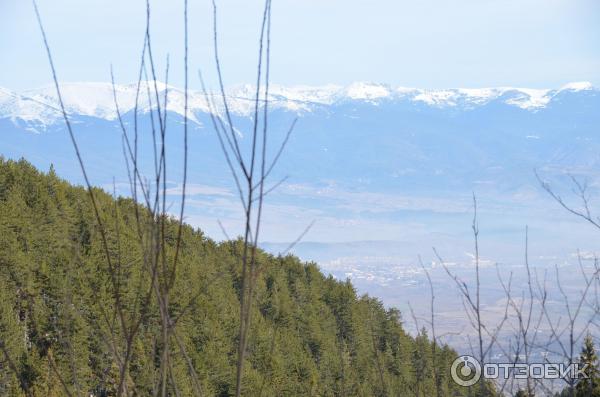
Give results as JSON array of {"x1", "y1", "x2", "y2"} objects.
[{"x1": 1, "y1": 0, "x2": 600, "y2": 91}]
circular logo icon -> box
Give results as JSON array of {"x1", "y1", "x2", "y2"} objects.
[{"x1": 451, "y1": 355, "x2": 482, "y2": 387}]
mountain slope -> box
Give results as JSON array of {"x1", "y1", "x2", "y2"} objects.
[{"x1": 0, "y1": 158, "x2": 484, "y2": 396}]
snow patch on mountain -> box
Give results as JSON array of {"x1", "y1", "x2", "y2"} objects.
[
  {"x1": 560, "y1": 81, "x2": 593, "y2": 91},
  {"x1": 345, "y1": 82, "x2": 391, "y2": 100},
  {"x1": 504, "y1": 88, "x2": 551, "y2": 109}
]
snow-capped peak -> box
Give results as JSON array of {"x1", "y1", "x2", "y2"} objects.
[
  {"x1": 559, "y1": 81, "x2": 593, "y2": 92},
  {"x1": 344, "y1": 82, "x2": 391, "y2": 100},
  {"x1": 1, "y1": 82, "x2": 209, "y2": 127}
]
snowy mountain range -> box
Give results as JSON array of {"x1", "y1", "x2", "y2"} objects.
[{"x1": 0, "y1": 81, "x2": 595, "y2": 130}]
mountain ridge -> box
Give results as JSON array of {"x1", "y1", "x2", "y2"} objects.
[{"x1": 1, "y1": 81, "x2": 596, "y2": 129}]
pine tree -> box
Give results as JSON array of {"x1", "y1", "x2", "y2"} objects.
[{"x1": 575, "y1": 334, "x2": 600, "y2": 397}]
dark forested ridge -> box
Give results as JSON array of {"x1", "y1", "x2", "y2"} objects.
[{"x1": 0, "y1": 158, "x2": 485, "y2": 396}]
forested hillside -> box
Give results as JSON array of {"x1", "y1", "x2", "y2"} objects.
[{"x1": 0, "y1": 158, "x2": 485, "y2": 396}]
